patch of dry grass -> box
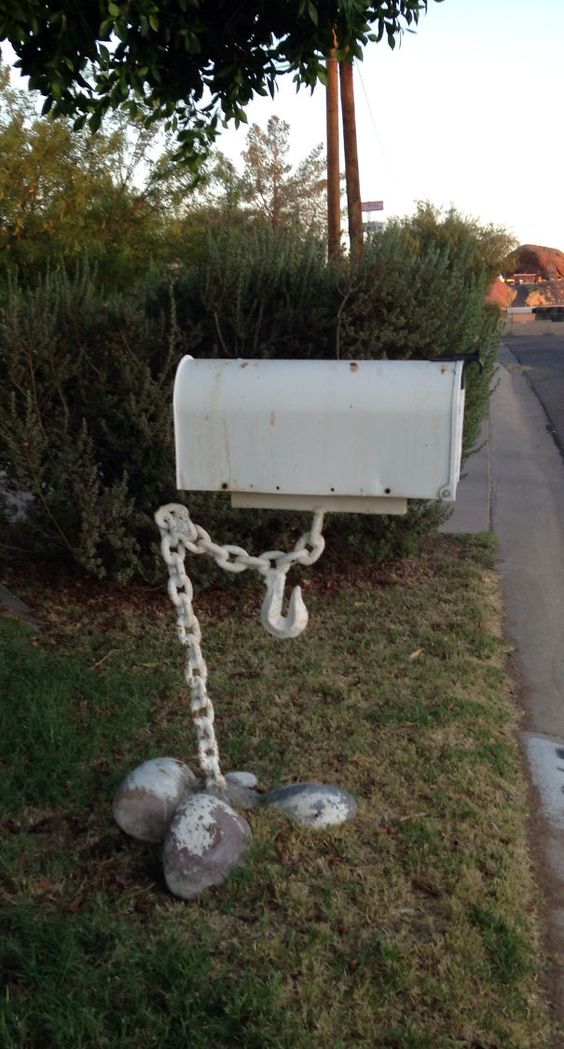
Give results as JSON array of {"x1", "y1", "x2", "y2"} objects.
[{"x1": 0, "y1": 535, "x2": 552, "y2": 1048}]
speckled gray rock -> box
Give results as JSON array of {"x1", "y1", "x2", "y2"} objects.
[
  {"x1": 193, "y1": 771, "x2": 259, "y2": 810},
  {"x1": 222, "y1": 781, "x2": 259, "y2": 810},
  {"x1": 222, "y1": 771, "x2": 259, "y2": 809},
  {"x1": 163, "y1": 792, "x2": 252, "y2": 900},
  {"x1": 260, "y1": 782, "x2": 357, "y2": 828},
  {"x1": 194, "y1": 781, "x2": 259, "y2": 810},
  {"x1": 225, "y1": 771, "x2": 258, "y2": 789},
  {"x1": 112, "y1": 757, "x2": 196, "y2": 843}
]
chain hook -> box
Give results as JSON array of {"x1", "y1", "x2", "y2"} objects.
[{"x1": 260, "y1": 570, "x2": 309, "y2": 640}]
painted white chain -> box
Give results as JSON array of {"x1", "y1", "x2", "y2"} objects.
[{"x1": 154, "y1": 503, "x2": 325, "y2": 789}]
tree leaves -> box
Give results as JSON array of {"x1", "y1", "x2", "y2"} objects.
[
  {"x1": 0, "y1": 71, "x2": 172, "y2": 285},
  {"x1": 237, "y1": 116, "x2": 327, "y2": 232},
  {"x1": 0, "y1": 1, "x2": 440, "y2": 166}
]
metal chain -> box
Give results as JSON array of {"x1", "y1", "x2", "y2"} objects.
[{"x1": 154, "y1": 503, "x2": 326, "y2": 789}]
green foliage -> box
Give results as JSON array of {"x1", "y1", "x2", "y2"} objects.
[
  {"x1": 338, "y1": 209, "x2": 503, "y2": 456},
  {"x1": 165, "y1": 222, "x2": 335, "y2": 359},
  {"x1": 0, "y1": 1, "x2": 441, "y2": 167},
  {"x1": 0, "y1": 66, "x2": 332, "y2": 289},
  {"x1": 145, "y1": 115, "x2": 331, "y2": 269},
  {"x1": 0, "y1": 65, "x2": 172, "y2": 288},
  {"x1": 239, "y1": 115, "x2": 327, "y2": 231},
  {"x1": 0, "y1": 266, "x2": 185, "y2": 578},
  {"x1": 0, "y1": 207, "x2": 502, "y2": 580},
  {"x1": 401, "y1": 202, "x2": 518, "y2": 283}
]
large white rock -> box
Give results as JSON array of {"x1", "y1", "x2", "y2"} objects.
[
  {"x1": 260, "y1": 782, "x2": 357, "y2": 828},
  {"x1": 113, "y1": 757, "x2": 196, "y2": 843},
  {"x1": 163, "y1": 792, "x2": 252, "y2": 900}
]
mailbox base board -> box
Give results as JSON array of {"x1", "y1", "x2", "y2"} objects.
[{"x1": 231, "y1": 492, "x2": 408, "y2": 515}]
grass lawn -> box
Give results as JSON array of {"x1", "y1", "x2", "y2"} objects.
[{"x1": 0, "y1": 534, "x2": 552, "y2": 1048}]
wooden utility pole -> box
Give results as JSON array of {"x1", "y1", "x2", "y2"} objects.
[
  {"x1": 326, "y1": 50, "x2": 341, "y2": 260},
  {"x1": 339, "y1": 58, "x2": 363, "y2": 266}
]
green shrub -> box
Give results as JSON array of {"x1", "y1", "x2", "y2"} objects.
[
  {"x1": 0, "y1": 212, "x2": 503, "y2": 580},
  {"x1": 143, "y1": 222, "x2": 336, "y2": 360},
  {"x1": 0, "y1": 266, "x2": 189, "y2": 578},
  {"x1": 336, "y1": 221, "x2": 499, "y2": 456}
]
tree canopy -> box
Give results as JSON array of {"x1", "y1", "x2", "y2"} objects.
[
  {"x1": 0, "y1": 1, "x2": 441, "y2": 166},
  {"x1": 235, "y1": 116, "x2": 327, "y2": 231},
  {"x1": 400, "y1": 202, "x2": 518, "y2": 282},
  {"x1": 0, "y1": 60, "x2": 330, "y2": 284},
  {"x1": 0, "y1": 63, "x2": 170, "y2": 283}
]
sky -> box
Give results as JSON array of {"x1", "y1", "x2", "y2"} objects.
[
  {"x1": 218, "y1": 0, "x2": 564, "y2": 250},
  {"x1": 2, "y1": 0, "x2": 563, "y2": 249}
]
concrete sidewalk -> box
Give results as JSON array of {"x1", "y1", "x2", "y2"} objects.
[
  {"x1": 440, "y1": 417, "x2": 491, "y2": 535},
  {"x1": 447, "y1": 346, "x2": 564, "y2": 1035}
]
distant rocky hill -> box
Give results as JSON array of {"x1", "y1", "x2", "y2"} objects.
[
  {"x1": 510, "y1": 244, "x2": 564, "y2": 280},
  {"x1": 487, "y1": 244, "x2": 564, "y2": 308}
]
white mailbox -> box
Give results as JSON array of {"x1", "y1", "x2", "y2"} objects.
[{"x1": 173, "y1": 357, "x2": 465, "y2": 515}]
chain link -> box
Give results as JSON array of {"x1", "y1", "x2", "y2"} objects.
[{"x1": 154, "y1": 503, "x2": 326, "y2": 787}]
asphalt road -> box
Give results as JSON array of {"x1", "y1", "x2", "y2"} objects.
[{"x1": 507, "y1": 333, "x2": 564, "y2": 455}]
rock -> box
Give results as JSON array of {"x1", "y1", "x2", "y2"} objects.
[
  {"x1": 222, "y1": 771, "x2": 259, "y2": 809},
  {"x1": 113, "y1": 757, "x2": 196, "y2": 843},
  {"x1": 225, "y1": 771, "x2": 258, "y2": 789},
  {"x1": 512, "y1": 244, "x2": 564, "y2": 281},
  {"x1": 222, "y1": 782, "x2": 259, "y2": 810},
  {"x1": 191, "y1": 771, "x2": 260, "y2": 810},
  {"x1": 195, "y1": 777, "x2": 259, "y2": 811},
  {"x1": 260, "y1": 782, "x2": 357, "y2": 828},
  {"x1": 163, "y1": 793, "x2": 252, "y2": 900},
  {"x1": 486, "y1": 278, "x2": 516, "y2": 309}
]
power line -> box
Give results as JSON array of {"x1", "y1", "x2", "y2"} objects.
[
  {"x1": 354, "y1": 59, "x2": 411, "y2": 205},
  {"x1": 354, "y1": 60, "x2": 389, "y2": 175}
]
